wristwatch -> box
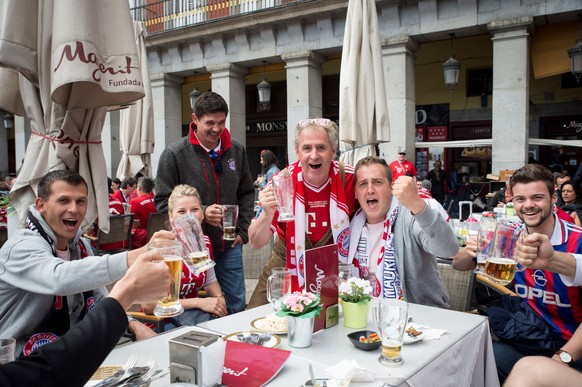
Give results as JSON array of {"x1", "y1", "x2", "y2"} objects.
[{"x1": 555, "y1": 350, "x2": 576, "y2": 367}]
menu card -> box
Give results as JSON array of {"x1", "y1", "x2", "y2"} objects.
[
  {"x1": 304, "y1": 244, "x2": 339, "y2": 332},
  {"x1": 222, "y1": 340, "x2": 291, "y2": 387}
]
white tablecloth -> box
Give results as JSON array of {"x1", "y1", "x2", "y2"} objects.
[{"x1": 99, "y1": 301, "x2": 500, "y2": 387}]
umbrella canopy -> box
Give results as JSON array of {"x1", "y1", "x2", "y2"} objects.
[
  {"x1": 339, "y1": 0, "x2": 390, "y2": 166},
  {"x1": 117, "y1": 21, "x2": 154, "y2": 180},
  {"x1": 0, "y1": 0, "x2": 145, "y2": 232}
]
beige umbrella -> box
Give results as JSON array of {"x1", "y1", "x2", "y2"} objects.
[
  {"x1": 339, "y1": 0, "x2": 389, "y2": 165},
  {"x1": 117, "y1": 21, "x2": 154, "y2": 180},
  {"x1": 0, "y1": 0, "x2": 145, "y2": 232}
]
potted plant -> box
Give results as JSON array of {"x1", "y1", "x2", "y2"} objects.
[
  {"x1": 276, "y1": 291, "x2": 322, "y2": 348},
  {"x1": 339, "y1": 277, "x2": 373, "y2": 329}
]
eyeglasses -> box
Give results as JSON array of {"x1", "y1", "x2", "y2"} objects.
[
  {"x1": 298, "y1": 118, "x2": 331, "y2": 128},
  {"x1": 398, "y1": 153, "x2": 406, "y2": 155},
  {"x1": 209, "y1": 150, "x2": 222, "y2": 173}
]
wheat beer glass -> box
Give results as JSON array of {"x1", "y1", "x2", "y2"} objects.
[
  {"x1": 222, "y1": 205, "x2": 239, "y2": 241},
  {"x1": 272, "y1": 173, "x2": 295, "y2": 222},
  {"x1": 485, "y1": 222, "x2": 525, "y2": 285},
  {"x1": 147, "y1": 240, "x2": 184, "y2": 317},
  {"x1": 373, "y1": 299, "x2": 409, "y2": 367}
]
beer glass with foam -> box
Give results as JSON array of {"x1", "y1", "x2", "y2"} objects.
[
  {"x1": 484, "y1": 222, "x2": 525, "y2": 285},
  {"x1": 373, "y1": 299, "x2": 409, "y2": 367},
  {"x1": 147, "y1": 240, "x2": 184, "y2": 317},
  {"x1": 221, "y1": 205, "x2": 239, "y2": 241}
]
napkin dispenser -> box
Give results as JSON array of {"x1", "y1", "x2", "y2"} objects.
[{"x1": 169, "y1": 330, "x2": 226, "y2": 387}]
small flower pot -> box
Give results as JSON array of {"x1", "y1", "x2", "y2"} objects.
[
  {"x1": 342, "y1": 299, "x2": 370, "y2": 329},
  {"x1": 286, "y1": 315, "x2": 315, "y2": 348}
]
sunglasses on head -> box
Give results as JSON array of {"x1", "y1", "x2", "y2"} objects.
[
  {"x1": 209, "y1": 150, "x2": 222, "y2": 173},
  {"x1": 298, "y1": 118, "x2": 331, "y2": 128}
]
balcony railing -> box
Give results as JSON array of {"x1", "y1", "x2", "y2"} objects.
[{"x1": 130, "y1": 0, "x2": 302, "y2": 34}]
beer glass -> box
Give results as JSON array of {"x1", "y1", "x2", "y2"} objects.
[
  {"x1": 484, "y1": 223, "x2": 524, "y2": 285},
  {"x1": 272, "y1": 173, "x2": 295, "y2": 222},
  {"x1": 0, "y1": 338, "x2": 15, "y2": 364},
  {"x1": 266, "y1": 267, "x2": 292, "y2": 311},
  {"x1": 474, "y1": 228, "x2": 495, "y2": 275},
  {"x1": 171, "y1": 213, "x2": 215, "y2": 276},
  {"x1": 147, "y1": 240, "x2": 184, "y2": 317},
  {"x1": 373, "y1": 299, "x2": 409, "y2": 367},
  {"x1": 222, "y1": 205, "x2": 239, "y2": 241}
]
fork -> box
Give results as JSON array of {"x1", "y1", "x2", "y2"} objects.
[
  {"x1": 120, "y1": 358, "x2": 158, "y2": 387},
  {"x1": 94, "y1": 354, "x2": 138, "y2": 387},
  {"x1": 257, "y1": 331, "x2": 272, "y2": 346}
]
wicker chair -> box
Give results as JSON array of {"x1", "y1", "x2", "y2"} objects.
[
  {"x1": 437, "y1": 258, "x2": 476, "y2": 312},
  {"x1": 88, "y1": 214, "x2": 134, "y2": 255},
  {"x1": 146, "y1": 212, "x2": 171, "y2": 242}
]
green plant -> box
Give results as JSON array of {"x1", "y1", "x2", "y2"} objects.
[{"x1": 339, "y1": 277, "x2": 373, "y2": 304}]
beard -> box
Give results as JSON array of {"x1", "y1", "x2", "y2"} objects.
[{"x1": 518, "y1": 206, "x2": 552, "y2": 228}]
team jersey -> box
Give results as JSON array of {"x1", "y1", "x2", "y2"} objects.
[
  {"x1": 129, "y1": 192, "x2": 156, "y2": 230},
  {"x1": 514, "y1": 215, "x2": 582, "y2": 341},
  {"x1": 389, "y1": 160, "x2": 417, "y2": 181}
]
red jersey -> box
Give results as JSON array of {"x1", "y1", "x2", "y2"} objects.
[
  {"x1": 389, "y1": 160, "x2": 417, "y2": 181},
  {"x1": 130, "y1": 192, "x2": 156, "y2": 230}
]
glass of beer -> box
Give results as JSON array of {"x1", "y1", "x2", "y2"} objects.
[
  {"x1": 474, "y1": 228, "x2": 495, "y2": 275},
  {"x1": 266, "y1": 267, "x2": 292, "y2": 311},
  {"x1": 222, "y1": 205, "x2": 239, "y2": 241},
  {"x1": 373, "y1": 299, "x2": 409, "y2": 367},
  {"x1": 484, "y1": 222, "x2": 525, "y2": 285},
  {"x1": 147, "y1": 240, "x2": 184, "y2": 317}
]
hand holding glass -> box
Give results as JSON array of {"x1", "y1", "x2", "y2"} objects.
[
  {"x1": 272, "y1": 174, "x2": 295, "y2": 222},
  {"x1": 373, "y1": 299, "x2": 408, "y2": 367},
  {"x1": 266, "y1": 267, "x2": 292, "y2": 311},
  {"x1": 484, "y1": 223, "x2": 525, "y2": 285},
  {"x1": 147, "y1": 240, "x2": 184, "y2": 317},
  {"x1": 222, "y1": 205, "x2": 239, "y2": 241}
]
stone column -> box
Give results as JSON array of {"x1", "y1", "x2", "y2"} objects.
[
  {"x1": 488, "y1": 17, "x2": 533, "y2": 174},
  {"x1": 282, "y1": 51, "x2": 325, "y2": 164},
  {"x1": 150, "y1": 73, "x2": 184, "y2": 176},
  {"x1": 208, "y1": 63, "x2": 248, "y2": 147},
  {"x1": 379, "y1": 35, "x2": 419, "y2": 164}
]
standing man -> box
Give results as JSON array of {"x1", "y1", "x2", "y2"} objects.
[
  {"x1": 0, "y1": 170, "x2": 170, "y2": 355},
  {"x1": 155, "y1": 91, "x2": 255, "y2": 314},
  {"x1": 247, "y1": 118, "x2": 357, "y2": 307},
  {"x1": 130, "y1": 176, "x2": 157, "y2": 247},
  {"x1": 348, "y1": 157, "x2": 458, "y2": 306},
  {"x1": 389, "y1": 147, "x2": 417, "y2": 181}
]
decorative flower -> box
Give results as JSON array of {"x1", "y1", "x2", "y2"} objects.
[
  {"x1": 482, "y1": 211, "x2": 497, "y2": 218},
  {"x1": 339, "y1": 277, "x2": 373, "y2": 304},
  {"x1": 276, "y1": 291, "x2": 322, "y2": 319}
]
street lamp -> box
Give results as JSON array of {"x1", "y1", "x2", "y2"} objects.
[
  {"x1": 189, "y1": 71, "x2": 201, "y2": 112},
  {"x1": 3, "y1": 113, "x2": 14, "y2": 129},
  {"x1": 568, "y1": 15, "x2": 582, "y2": 82},
  {"x1": 257, "y1": 61, "x2": 272, "y2": 112},
  {"x1": 443, "y1": 33, "x2": 461, "y2": 92}
]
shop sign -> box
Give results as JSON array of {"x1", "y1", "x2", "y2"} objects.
[
  {"x1": 246, "y1": 120, "x2": 287, "y2": 134},
  {"x1": 415, "y1": 104, "x2": 449, "y2": 126},
  {"x1": 427, "y1": 126, "x2": 447, "y2": 141},
  {"x1": 563, "y1": 120, "x2": 582, "y2": 134}
]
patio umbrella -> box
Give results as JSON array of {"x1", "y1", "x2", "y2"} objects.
[
  {"x1": 0, "y1": 0, "x2": 145, "y2": 232},
  {"x1": 339, "y1": 0, "x2": 389, "y2": 166},
  {"x1": 117, "y1": 21, "x2": 154, "y2": 180}
]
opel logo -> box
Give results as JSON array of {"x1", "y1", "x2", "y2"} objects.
[{"x1": 533, "y1": 270, "x2": 547, "y2": 287}]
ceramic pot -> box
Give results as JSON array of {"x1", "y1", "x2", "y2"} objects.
[
  {"x1": 342, "y1": 299, "x2": 370, "y2": 329},
  {"x1": 286, "y1": 315, "x2": 315, "y2": 348}
]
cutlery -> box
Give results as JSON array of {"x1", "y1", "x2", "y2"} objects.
[
  {"x1": 120, "y1": 359, "x2": 159, "y2": 386},
  {"x1": 309, "y1": 363, "x2": 317, "y2": 387},
  {"x1": 257, "y1": 332, "x2": 272, "y2": 346},
  {"x1": 94, "y1": 354, "x2": 138, "y2": 387}
]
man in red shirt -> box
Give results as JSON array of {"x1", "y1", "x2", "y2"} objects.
[
  {"x1": 111, "y1": 177, "x2": 137, "y2": 205},
  {"x1": 129, "y1": 177, "x2": 156, "y2": 248},
  {"x1": 389, "y1": 148, "x2": 417, "y2": 181}
]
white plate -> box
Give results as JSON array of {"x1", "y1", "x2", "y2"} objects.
[
  {"x1": 224, "y1": 331, "x2": 281, "y2": 348},
  {"x1": 250, "y1": 316, "x2": 288, "y2": 335},
  {"x1": 403, "y1": 327, "x2": 424, "y2": 344}
]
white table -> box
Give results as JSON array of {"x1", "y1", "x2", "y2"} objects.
[{"x1": 100, "y1": 302, "x2": 499, "y2": 387}]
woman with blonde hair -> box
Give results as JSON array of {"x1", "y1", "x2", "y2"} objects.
[{"x1": 143, "y1": 184, "x2": 227, "y2": 328}]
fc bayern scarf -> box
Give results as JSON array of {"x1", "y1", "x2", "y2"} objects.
[
  {"x1": 285, "y1": 160, "x2": 351, "y2": 289},
  {"x1": 348, "y1": 199, "x2": 403, "y2": 299}
]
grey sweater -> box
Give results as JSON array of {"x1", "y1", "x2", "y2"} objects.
[
  {"x1": 154, "y1": 129, "x2": 255, "y2": 252},
  {"x1": 0, "y1": 206, "x2": 128, "y2": 354}
]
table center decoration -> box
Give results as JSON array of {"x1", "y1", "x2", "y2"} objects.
[
  {"x1": 276, "y1": 291, "x2": 322, "y2": 348},
  {"x1": 339, "y1": 277, "x2": 372, "y2": 329}
]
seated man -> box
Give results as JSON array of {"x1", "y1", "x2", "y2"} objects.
[
  {"x1": 455, "y1": 164, "x2": 582, "y2": 384},
  {"x1": 0, "y1": 170, "x2": 172, "y2": 355},
  {"x1": 0, "y1": 250, "x2": 170, "y2": 386},
  {"x1": 247, "y1": 118, "x2": 357, "y2": 307},
  {"x1": 416, "y1": 178, "x2": 449, "y2": 221},
  {"x1": 111, "y1": 176, "x2": 137, "y2": 204},
  {"x1": 129, "y1": 176, "x2": 157, "y2": 248},
  {"x1": 348, "y1": 157, "x2": 459, "y2": 307}
]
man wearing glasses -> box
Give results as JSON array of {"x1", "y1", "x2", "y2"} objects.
[
  {"x1": 389, "y1": 147, "x2": 417, "y2": 181},
  {"x1": 247, "y1": 118, "x2": 357, "y2": 307},
  {"x1": 155, "y1": 91, "x2": 255, "y2": 314}
]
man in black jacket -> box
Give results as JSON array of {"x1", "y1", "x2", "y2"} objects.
[{"x1": 0, "y1": 251, "x2": 170, "y2": 387}]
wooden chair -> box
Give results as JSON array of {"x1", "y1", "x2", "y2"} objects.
[
  {"x1": 128, "y1": 310, "x2": 166, "y2": 333},
  {"x1": 476, "y1": 274, "x2": 517, "y2": 296},
  {"x1": 437, "y1": 258, "x2": 476, "y2": 312},
  {"x1": 146, "y1": 212, "x2": 171, "y2": 242},
  {"x1": 88, "y1": 214, "x2": 134, "y2": 255}
]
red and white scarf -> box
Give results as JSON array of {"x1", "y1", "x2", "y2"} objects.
[
  {"x1": 286, "y1": 160, "x2": 351, "y2": 289},
  {"x1": 348, "y1": 199, "x2": 403, "y2": 299}
]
